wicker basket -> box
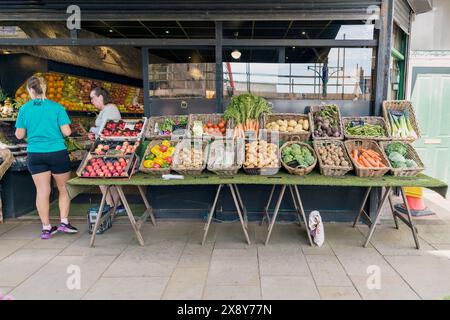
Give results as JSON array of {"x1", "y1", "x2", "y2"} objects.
[
  {"x1": 139, "y1": 139, "x2": 178, "y2": 175},
  {"x1": 343, "y1": 116, "x2": 391, "y2": 141},
  {"x1": 309, "y1": 104, "x2": 344, "y2": 140},
  {"x1": 262, "y1": 113, "x2": 311, "y2": 142},
  {"x1": 0, "y1": 149, "x2": 14, "y2": 180},
  {"x1": 313, "y1": 140, "x2": 353, "y2": 176},
  {"x1": 344, "y1": 140, "x2": 391, "y2": 177},
  {"x1": 187, "y1": 113, "x2": 229, "y2": 140},
  {"x1": 243, "y1": 139, "x2": 280, "y2": 175},
  {"x1": 379, "y1": 141, "x2": 425, "y2": 177},
  {"x1": 382, "y1": 100, "x2": 421, "y2": 142},
  {"x1": 207, "y1": 139, "x2": 244, "y2": 176},
  {"x1": 172, "y1": 139, "x2": 209, "y2": 175},
  {"x1": 280, "y1": 141, "x2": 317, "y2": 176},
  {"x1": 145, "y1": 115, "x2": 189, "y2": 139}
]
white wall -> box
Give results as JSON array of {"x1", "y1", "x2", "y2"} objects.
[{"x1": 410, "y1": 0, "x2": 450, "y2": 51}]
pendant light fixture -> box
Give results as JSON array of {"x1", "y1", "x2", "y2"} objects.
[{"x1": 231, "y1": 32, "x2": 241, "y2": 60}]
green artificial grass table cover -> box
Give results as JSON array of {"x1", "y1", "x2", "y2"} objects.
[{"x1": 67, "y1": 171, "x2": 448, "y2": 199}]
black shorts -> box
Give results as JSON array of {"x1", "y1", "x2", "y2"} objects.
[{"x1": 27, "y1": 149, "x2": 71, "y2": 175}]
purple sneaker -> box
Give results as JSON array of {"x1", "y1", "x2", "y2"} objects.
[
  {"x1": 41, "y1": 226, "x2": 58, "y2": 240},
  {"x1": 57, "y1": 222, "x2": 78, "y2": 234}
]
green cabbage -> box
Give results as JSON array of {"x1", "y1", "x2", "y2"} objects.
[{"x1": 386, "y1": 142, "x2": 407, "y2": 157}]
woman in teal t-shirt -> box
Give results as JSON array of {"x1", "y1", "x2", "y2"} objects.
[{"x1": 15, "y1": 76, "x2": 78, "y2": 240}]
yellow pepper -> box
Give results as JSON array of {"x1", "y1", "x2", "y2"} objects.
[
  {"x1": 167, "y1": 146, "x2": 175, "y2": 154},
  {"x1": 161, "y1": 140, "x2": 171, "y2": 147},
  {"x1": 153, "y1": 157, "x2": 165, "y2": 166},
  {"x1": 161, "y1": 151, "x2": 172, "y2": 159},
  {"x1": 143, "y1": 160, "x2": 154, "y2": 168},
  {"x1": 151, "y1": 145, "x2": 163, "y2": 157}
]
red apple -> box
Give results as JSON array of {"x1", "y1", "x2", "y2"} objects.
[
  {"x1": 120, "y1": 172, "x2": 128, "y2": 177},
  {"x1": 120, "y1": 162, "x2": 127, "y2": 167},
  {"x1": 105, "y1": 172, "x2": 112, "y2": 177},
  {"x1": 82, "y1": 172, "x2": 90, "y2": 177},
  {"x1": 86, "y1": 165, "x2": 93, "y2": 172},
  {"x1": 98, "y1": 172, "x2": 105, "y2": 177},
  {"x1": 101, "y1": 165, "x2": 108, "y2": 171},
  {"x1": 90, "y1": 172, "x2": 97, "y2": 177},
  {"x1": 113, "y1": 172, "x2": 119, "y2": 177}
]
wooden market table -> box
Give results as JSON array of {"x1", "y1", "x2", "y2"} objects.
[{"x1": 66, "y1": 172, "x2": 448, "y2": 249}]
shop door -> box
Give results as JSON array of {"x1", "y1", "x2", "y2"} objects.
[{"x1": 411, "y1": 73, "x2": 450, "y2": 189}]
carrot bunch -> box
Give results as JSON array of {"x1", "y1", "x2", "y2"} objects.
[
  {"x1": 352, "y1": 148, "x2": 386, "y2": 168},
  {"x1": 233, "y1": 120, "x2": 259, "y2": 139}
]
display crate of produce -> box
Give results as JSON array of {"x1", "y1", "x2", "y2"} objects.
[
  {"x1": 280, "y1": 141, "x2": 317, "y2": 176},
  {"x1": 98, "y1": 117, "x2": 148, "y2": 141},
  {"x1": 172, "y1": 139, "x2": 209, "y2": 175},
  {"x1": 313, "y1": 140, "x2": 353, "y2": 176},
  {"x1": 69, "y1": 123, "x2": 89, "y2": 138},
  {"x1": 207, "y1": 139, "x2": 244, "y2": 176},
  {"x1": 0, "y1": 122, "x2": 26, "y2": 147},
  {"x1": 77, "y1": 153, "x2": 137, "y2": 179},
  {"x1": 262, "y1": 113, "x2": 311, "y2": 142},
  {"x1": 382, "y1": 100, "x2": 421, "y2": 141},
  {"x1": 344, "y1": 140, "x2": 390, "y2": 177},
  {"x1": 309, "y1": 104, "x2": 344, "y2": 140},
  {"x1": 379, "y1": 141, "x2": 425, "y2": 177},
  {"x1": 343, "y1": 116, "x2": 391, "y2": 141},
  {"x1": 145, "y1": 115, "x2": 189, "y2": 139},
  {"x1": 187, "y1": 113, "x2": 230, "y2": 140},
  {"x1": 139, "y1": 139, "x2": 177, "y2": 175},
  {"x1": 243, "y1": 139, "x2": 280, "y2": 175},
  {"x1": 90, "y1": 140, "x2": 139, "y2": 156}
]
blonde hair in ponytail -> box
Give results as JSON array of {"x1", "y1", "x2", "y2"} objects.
[{"x1": 26, "y1": 75, "x2": 47, "y2": 100}]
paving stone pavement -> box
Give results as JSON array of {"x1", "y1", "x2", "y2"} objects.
[{"x1": 0, "y1": 219, "x2": 449, "y2": 300}]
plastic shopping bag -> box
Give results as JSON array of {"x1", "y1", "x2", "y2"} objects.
[{"x1": 309, "y1": 210, "x2": 325, "y2": 247}]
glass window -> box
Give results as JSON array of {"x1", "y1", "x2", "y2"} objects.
[
  {"x1": 223, "y1": 20, "x2": 375, "y2": 40},
  {"x1": 148, "y1": 49, "x2": 216, "y2": 99},
  {"x1": 223, "y1": 48, "x2": 375, "y2": 101}
]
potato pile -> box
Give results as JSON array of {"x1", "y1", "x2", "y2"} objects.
[
  {"x1": 244, "y1": 140, "x2": 279, "y2": 168},
  {"x1": 175, "y1": 145, "x2": 204, "y2": 169},
  {"x1": 316, "y1": 143, "x2": 350, "y2": 167},
  {"x1": 266, "y1": 118, "x2": 309, "y2": 133}
]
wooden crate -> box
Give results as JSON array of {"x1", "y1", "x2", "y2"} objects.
[{"x1": 76, "y1": 153, "x2": 137, "y2": 179}]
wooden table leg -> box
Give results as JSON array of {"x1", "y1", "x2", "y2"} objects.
[
  {"x1": 261, "y1": 185, "x2": 276, "y2": 226},
  {"x1": 137, "y1": 186, "x2": 156, "y2": 228},
  {"x1": 116, "y1": 186, "x2": 145, "y2": 246},
  {"x1": 293, "y1": 185, "x2": 314, "y2": 247},
  {"x1": 229, "y1": 184, "x2": 251, "y2": 245},
  {"x1": 288, "y1": 185, "x2": 303, "y2": 226},
  {"x1": 388, "y1": 192, "x2": 400, "y2": 230},
  {"x1": 265, "y1": 185, "x2": 286, "y2": 246},
  {"x1": 400, "y1": 187, "x2": 420, "y2": 249},
  {"x1": 201, "y1": 184, "x2": 222, "y2": 246},
  {"x1": 363, "y1": 187, "x2": 391, "y2": 248},
  {"x1": 352, "y1": 187, "x2": 372, "y2": 227},
  {"x1": 89, "y1": 186, "x2": 109, "y2": 248},
  {"x1": 232, "y1": 184, "x2": 248, "y2": 228}
]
